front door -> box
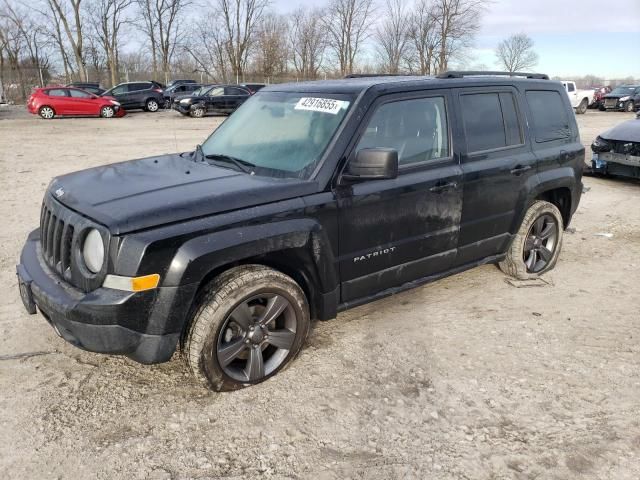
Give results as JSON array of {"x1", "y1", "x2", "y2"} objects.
[{"x1": 336, "y1": 92, "x2": 463, "y2": 303}]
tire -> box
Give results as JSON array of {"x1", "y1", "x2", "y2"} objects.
[
  {"x1": 190, "y1": 106, "x2": 205, "y2": 118},
  {"x1": 498, "y1": 200, "x2": 564, "y2": 280},
  {"x1": 625, "y1": 101, "x2": 635, "y2": 113},
  {"x1": 182, "y1": 265, "x2": 310, "y2": 391},
  {"x1": 599, "y1": 105, "x2": 606, "y2": 112},
  {"x1": 100, "y1": 106, "x2": 115, "y2": 118},
  {"x1": 576, "y1": 98, "x2": 588, "y2": 114},
  {"x1": 39, "y1": 106, "x2": 55, "y2": 119},
  {"x1": 145, "y1": 99, "x2": 159, "y2": 112}
]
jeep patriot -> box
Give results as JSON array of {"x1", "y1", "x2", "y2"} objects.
[{"x1": 17, "y1": 72, "x2": 584, "y2": 391}]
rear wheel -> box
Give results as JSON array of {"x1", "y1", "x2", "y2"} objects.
[
  {"x1": 145, "y1": 99, "x2": 159, "y2": 112},
  {"x1": 576, "y1": 98, "x2": 588, "y2": 114},
  {"x1": 182, "y1": 265, "x2": 310, "y2": 391},
  {"x1": 499, "y1": 201, "x2": 564, "y2": 280},
  {"x1": 39, "y1": 106, "x2": 55, "y2": 119},
  {"x1": 100, "y1": 106, "x2": 115, "y2": 118}
]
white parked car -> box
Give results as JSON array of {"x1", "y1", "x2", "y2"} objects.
[{"x1": 561, "y1": 81, "x2": 594, "y2": 115}]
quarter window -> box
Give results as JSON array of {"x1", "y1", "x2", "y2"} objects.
[
  {"x1": 461, "y1": 92, "x2": 522, "y2": 153},
  {"x1": 526, "y1": 90, "x2": 571, "y2": 143},
  {"x1": 356, "y1": 97, "x2": 450, "y2": 166}
]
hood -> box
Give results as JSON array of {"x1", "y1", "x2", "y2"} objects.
[
  {"x1": 599, "y1": 116, "x2": 640, "y2": 143},
  {"x1": 48, "y1": 153, "x2": 317, "y2": 234}
]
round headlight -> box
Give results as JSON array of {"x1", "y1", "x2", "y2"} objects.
[{"x1": 82, "y1": 229, "x2": 104, "y2": 273}]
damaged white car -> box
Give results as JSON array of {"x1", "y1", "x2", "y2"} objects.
[{"x1": 590, "y1": 112, "x2": 640, "y2": 180}]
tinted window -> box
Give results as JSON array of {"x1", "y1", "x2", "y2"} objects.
[
  {"x1": 499, "y1": 93, "x2": 523, "y2": 146},
  {"x1": 526, "y1": 90, "x2": 571, "y2": 143},
  {"x1": 208, "y1": 87, "x2": 224, "y2": 97},
  {"x1": 69, "y1": 89, "x2": 92, "y2": 98},
  {"x1": 47, "y1": 89, "x2": 68, "y2": 97},
  {"x1": 567, "y1": 83, "x2": 575, "y2": 92},
  {"x1": 130, "y1": 82, "x2": 150, "y2": 91},
  {"x1": 111, "y1": 85, "x2": 128, "y2": 95},
  {"x1": 461, "y1": 93, "x2": 504, "y2": 152},
  {"x1": 225, "y1": 87, "x2": 249, "y2": 96},
  {"x1": 356, "y1": 97, "x2": 449, "y2": 165}
]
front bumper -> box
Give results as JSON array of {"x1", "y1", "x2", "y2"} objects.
[
  {"x1": 17, "y1": 230, "x2": 195, "y2": 364},
  {"x1": 591, "y1": 152, "x2": 640, "y2": 179}
]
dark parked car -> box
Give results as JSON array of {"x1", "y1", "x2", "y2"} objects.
[
  {"x1": 240, "y1": 83, "x2": 266, "y2": 94},
  {"x1": 162, "y1": 82, "x2": 203, "y2": 108},
  {"x1": 166, "y1": 79, "x2": 196, "y2": 88},
  {"x1": 173, "y1": 85, "x2": 251, "y2": 117},
  {"x1": 602, "y1": 85, "x2": 640, "y2": 112},
  {"x1": 17, "y1": 72, "x2": 583, "y2": 391},
  {"x1": 67, "y1": 82, "x2": 106, "y2": 96},
  {"x1": 590, "y1": 112, "x2": 640, "y2": 178},
  {"x1": 101, "y1": 81, "x2": 164, "y2": 112}
]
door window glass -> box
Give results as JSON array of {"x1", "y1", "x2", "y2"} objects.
[
  {"x1": 111, "y1": 85, "x2": 128, "y2": 95},
  {"x1": 461, "y1": 93, "x2": 512, "y2": 152},
  {"x1": 130, "y1": 82, "x2": 150, "y2": 91},
  {"x1": 69, "y1": 89, "x2": 92, "y2": 98},
  {"x1": 208, "y1": 87, "x2": 225, "y2": 97},
  {"x1": 499, "y1": 93, "x2": 523, "y2": 146},
  {"x1": 525, "y1": 90, "x2": 571, "y2": 142},
  {"x1": 47, "y1": 89, "x2": 68, "y2": 97},
  {"x1": 356, "y1": 96, "x2": 450, "y2": 165},
  {"x1": 225, "y1": 87, "x2": 249, "y2": 96},
  {"x1": 567, "y1": 83, "x2": 575, "y2": 92}
]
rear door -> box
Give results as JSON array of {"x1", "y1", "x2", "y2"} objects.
[
  {"x1": 336, "y1": 90, "x2": 463, "y2": 302},
  {"x1": 453, "y1": 87, "x2": 536, "y2": 266},
  {"x1": 128, "y1": 82, "x2": 151, "y2": 107}
]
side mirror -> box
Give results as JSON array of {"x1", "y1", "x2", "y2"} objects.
[{"x1": 342, "y1": 148, "x2": 399, "y2": 182}]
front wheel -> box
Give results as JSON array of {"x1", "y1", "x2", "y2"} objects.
[
  {"x1": 576, "y1": 98, "x2": 588, "y2": 114},
  {"x1": 498, "y1": 201, "x2": 564, "y2": 280},
  {"x1": 182, "y1": 265, "x2": 310, "y2": 391},
  {"x1": 100, "y1": 106, "x2": 115, "y2": 118},
  {"x1": 190, "y1": 106, "x2": 205, "y2": 118},
  {"x1": 625, "y1": 101, "x2": 635, "y2": 113},
  {"x1": 145, "y1": 99, "x2": 159, "y2": 112}
]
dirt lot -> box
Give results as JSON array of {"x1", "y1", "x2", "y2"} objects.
[{"x1": 1, "y1": 106, "x2": 639, "y2": 480}]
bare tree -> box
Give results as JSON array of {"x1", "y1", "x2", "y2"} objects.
[
  {"x1": 0, "y1": 6, "x2": 26, "y2": 98},
  {"x1": 184, "y1": 12, "x2": 229, "y2": 82},
  {"x1": 90, "y1": 0, "x2": 132, "y2": 87},
  {"x1": 324, "y1": 0, "x2": 375, "y2": 76},
  {"x1": 254, "y1": 12, "x2": 288, "y2": 80},
  {"x1": 374, "y1": 0, "x2": 408, "y2": 73},
  {"x1": 406, "y1": 0, "x2": 439, "y2": 75},
  {"x1": 433, "y1": 0, "x2": 482, "y2": 73},
  {"x1": 136, "y1": 0, "x2": 189, "y2": 83},
  {"x1": 289, "y1": 7, "x2": 326, "y2": 80},
  {"x1": 495, "y1": 33, "x2": 538, "y2": 73},
  {"x1": 46, "y1": 0, "x2": 87, "y2": 81},
  {"x1": 216, "y1": 0, "x2": 269, "y2": 83}
]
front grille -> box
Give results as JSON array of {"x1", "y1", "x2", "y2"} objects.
[
  {"x1": 39, "y1": 195, "x2": 109, "y2": 292},
  {"x1": 40, "y1": 204, "x2": 75, "y2": 279},
  {"x1": 604, "y1": 98, "x2": 617, "y2": 108}
]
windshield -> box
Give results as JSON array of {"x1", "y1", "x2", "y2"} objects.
[
  {"x1": 201, "y1": 92, "x2": 353, "y2": 179},
  {"x1": 611, "y1": 86, "x2": 635, "y2": 95}
]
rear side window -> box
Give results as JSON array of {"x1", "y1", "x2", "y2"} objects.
[
  {"x1": 525, "y1": 90, "x2": 571, "y2": 143},
  {"x1": 69, "y1": 89, "x2": 91, "y2": 98},
  {"x1": 46, "y1": 89, "x2": 68, "y2": 97},
  {"x1": 461, "y1": 92, "x2": 522, "y2": 153},
  {"x1": 130, "y1": 83, "x2": 150, "y2": 91}
]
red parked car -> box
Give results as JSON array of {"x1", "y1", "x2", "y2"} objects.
[{"x1": 27, "y1": 86, "x2": 125, "y2": 119}]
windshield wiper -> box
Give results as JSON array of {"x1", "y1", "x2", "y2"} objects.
[{"x1": 203, "y1": 153, "x2": 256, "y2": 173}]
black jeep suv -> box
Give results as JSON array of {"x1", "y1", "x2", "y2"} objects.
[{"x1": 17, "y1": 72, "x2": 584, "y2": 391}]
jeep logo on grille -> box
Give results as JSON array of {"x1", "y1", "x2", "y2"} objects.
[{"x1": 54, "y1": 188, "x2": 64, "y2": 198}]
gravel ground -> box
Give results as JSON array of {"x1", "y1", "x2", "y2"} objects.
[{"x1": 1, "y1": 106, "x2": 639, "y2": 480}]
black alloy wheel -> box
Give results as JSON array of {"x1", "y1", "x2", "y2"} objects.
[{"x1": 523, "y1": 214, "x2": 559, "y2": 273}]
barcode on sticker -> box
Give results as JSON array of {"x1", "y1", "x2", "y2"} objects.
[{"x1": 294, "y1": 97, "x2": 348, "y2": 115}]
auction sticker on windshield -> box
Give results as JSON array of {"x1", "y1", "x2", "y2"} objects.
[{"x1": 294, "y1": 97, "x2": 349, "y2": 115}]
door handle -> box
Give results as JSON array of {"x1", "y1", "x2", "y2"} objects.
[
  {"x1": 510, "y1": 165, "x2": 532, "y2": 176},
  {"x1": 429, "y1": 181, "x2": 457, "y2": 193}
]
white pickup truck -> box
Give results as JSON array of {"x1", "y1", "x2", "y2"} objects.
[{"x1": 561, "y1": 81, "x2": 594, "y2": 115}]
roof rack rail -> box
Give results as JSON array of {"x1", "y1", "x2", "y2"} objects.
[
  {"x1": 436, "y1": 71, "x2": 549, "y2": 80},
  {"x1": 344, "y1": 73, "x2": 413, "y2": 79}
]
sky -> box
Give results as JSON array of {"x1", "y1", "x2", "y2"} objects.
[{"x1": 271, "y1": 0, "x2": 640, "y2": 79}]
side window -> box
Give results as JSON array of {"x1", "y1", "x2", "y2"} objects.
[
  {"x1": 46, "y1": 89, "x2": 68, "y2": 97},
  {"x1": 525, "y1": 90, "x2": 571, "y2": 143},
  {"x1": 130, "y1": 83, "x2": 149, "y2": 91},
  {"x1": 461, "y1": 92, "x2": 523, "y2": 152},
  {"x1": 225, "y1": 87, "x2": 249, "y2": 96},
  {"x1": 567, "y1": 83, "x2": 575, "y2": 92},
  {"x1": 111, "y1": 85, "x2": 128, "y2": 95},
  {"x1": 355, "y1": 96, "x2": 450, "y2": 166},
  {"x1": 208, "y1": 87, "x2": 225, "y2": 97},
  {"x1": 69, "y1": 89, "x2": 92, "y2": 98}
]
